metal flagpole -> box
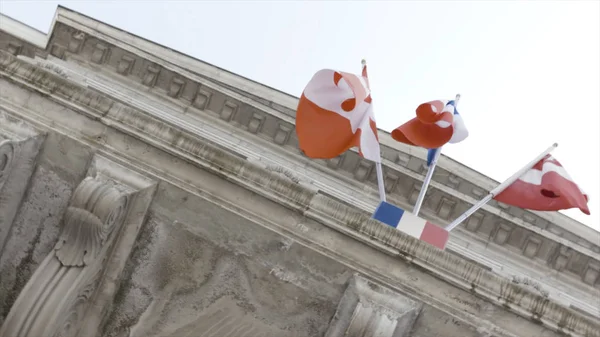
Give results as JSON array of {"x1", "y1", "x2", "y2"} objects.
[
  {"x1": 375, "y1": 162, "x2": 386, "y2": 202},
  {"x1": 413, "y1": 94, "x2": 461, "y2": 216},
  {"x1": 413, "y1": 147, "x2": 441, "y2": 215},
  {"x1": 445, "y1": 142, "x2": 558, "y2": 231},
  {"x1": 362, "y1": 59, "x2": 386, "y2": 202}
]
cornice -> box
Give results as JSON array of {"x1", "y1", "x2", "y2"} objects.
[
  {"x1": 0, "y1": 50, "x2": 598, "y2": 336},
  {"x1": 0, "y1": 13, "x2": 48, "y2": 49}
]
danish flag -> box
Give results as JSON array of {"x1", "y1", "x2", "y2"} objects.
[
  {"x1": 296, "y1": 62, "x2": 381, "y2": 163},
  {"x1": 391, "y1": 99, "x2": 468, "y2": 149},
  {"x1": 494, "y1": 155, "x2": 590, "y2": 215}
]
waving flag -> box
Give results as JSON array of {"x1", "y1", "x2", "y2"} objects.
[
  {"x1": 296, "y1": 62, "x2": 381, "y2": 163},
  {"x1": 494, "y1": 155, "x2": 590, "y2": 215},
  {"x1": 392, "y1": 99, "x2": 468, "y2": 150}
]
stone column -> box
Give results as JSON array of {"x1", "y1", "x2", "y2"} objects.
[
  {"x1": 0, "y1": 154, "x2": 157, "y2": 337},
  {"x1": 325, "y1": 275, "x2": 422, "y2": 337},
  {"x1": 0, "y1": 113, "x2": 46, "y2": 255}
]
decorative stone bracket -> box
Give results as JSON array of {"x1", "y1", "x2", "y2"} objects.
[
  {"x1": 325, "y1": 274, "x2": 422, "y2": 337},
  {"x1": 0, "y1": 154, "x2": 157, "y2": 337},
  {"x1": 0, "y1": 115, "x2": 46, "y2": 256}
]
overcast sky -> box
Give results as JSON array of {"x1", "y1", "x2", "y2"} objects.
[{"x1": 1, "y1": 1, "x2": 598, "y2": 230}]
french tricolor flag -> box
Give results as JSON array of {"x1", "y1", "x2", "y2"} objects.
[{"x1": 373, "y1": 202, "x2": 450, "y2": 250}]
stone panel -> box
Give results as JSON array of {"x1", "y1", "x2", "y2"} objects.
[
  {"x1": 0, "y1": 112, "x2": 46, "y2": 257},
  {"x1": 0, "y1": 132, "x2": 93, "y2": 325},
  {"x1": 101, "y1": 184, "x2": 349, "y2": 337},
  {"x1": 410, "y1": 305, "x2": 487, "y2": 337},
  {"x1": 325, "y1": 275, "x2": 422, "y2": 337}
]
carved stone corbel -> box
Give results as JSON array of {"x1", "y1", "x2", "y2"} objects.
[
  {"x1": 325, "y1": 274, "x2": 422, "y2": 337},
  {"x1": 0, "y1": 154, "x2": 157, "y2": 337},
  {"x1": 0, "y1": 115, "x2": 46, "y2": 256}
]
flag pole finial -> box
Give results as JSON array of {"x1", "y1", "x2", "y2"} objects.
[
  {"x1": 361, "y1": 59, "x2": 367, "y2": 66},
  {"x1": 453, "y1": 94, "x2": 461, "y2": 109}
]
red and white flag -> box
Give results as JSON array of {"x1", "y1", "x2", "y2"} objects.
[
  {"x1": 494, "y1": 155, "x2": 590, "y2": 215},
  {"x1": 296, "y1": 63, "x2": 381, "y2": 163},
  {"x1": 391, "y1": 99, "x2": 469, "y2": 149}
]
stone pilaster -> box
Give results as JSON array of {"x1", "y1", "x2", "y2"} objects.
[
  {"x1": 0, "y1": 112, "x2": 46, "y2": 255},
  {"x1": 76, "y1": 155, "x2": 158, "y2": 337},
  {"x1": 325, "y1": 275, "x2": 422, "y2": 337},
  {"x1": 0, "y1": 154, "x2": 157, "y2": 337}
]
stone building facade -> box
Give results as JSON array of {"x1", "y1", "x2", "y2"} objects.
[{"x1": 0, "y1": 6, "x2": 598, "y2": 337}]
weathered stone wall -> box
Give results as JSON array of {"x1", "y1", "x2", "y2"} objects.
[
  {"x1": 0, "y1": 130, "x2": 91, "y2": 325},
  {"x1": 102, "y1": 192, "x2": 346, "y2": 336}
]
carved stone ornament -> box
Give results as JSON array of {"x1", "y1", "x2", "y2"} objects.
[
  {"x1": 0, "y1": 139, "x2": 14, "y2": 191},
  {"x1": 325, "y1": 274, "x2": 422, "y2": 337},
  {"x1": 0, "y1": 177, "x2": 129, "y2": 337}
]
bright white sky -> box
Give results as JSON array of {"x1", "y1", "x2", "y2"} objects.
[{"x1": 1, "y1": 1, "x2": 599, "y2": 230}]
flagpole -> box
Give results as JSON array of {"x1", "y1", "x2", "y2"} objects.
[
  {"x1": 445, "y1": 142, "x2": 558, "y2": 231},
  {"x1": 413, "y1": 94, "x2": 461, "y2": 216},
  {"x1": 375, "y1": 162, "x2": 386, "y2": 202},
  {"x1": 361, "y1": 59, "x2": 386, "y2": 202},
  {"x1": 413, "y1": 148, "x2": 441, "y2": 215}
]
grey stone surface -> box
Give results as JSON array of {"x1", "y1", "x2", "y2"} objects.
[
  {"x1": 0, "y1": 129, "x2": 45, "y2": 257},
  {"x1": 103, "y1": 183, "x2": 348, "y2": 337},
  {"x1": 325, "y1": 275, "x2": 422, "y2": 337},
  {"x1": 0, "y1": 133, "x2": 92, "y2": 325}
]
